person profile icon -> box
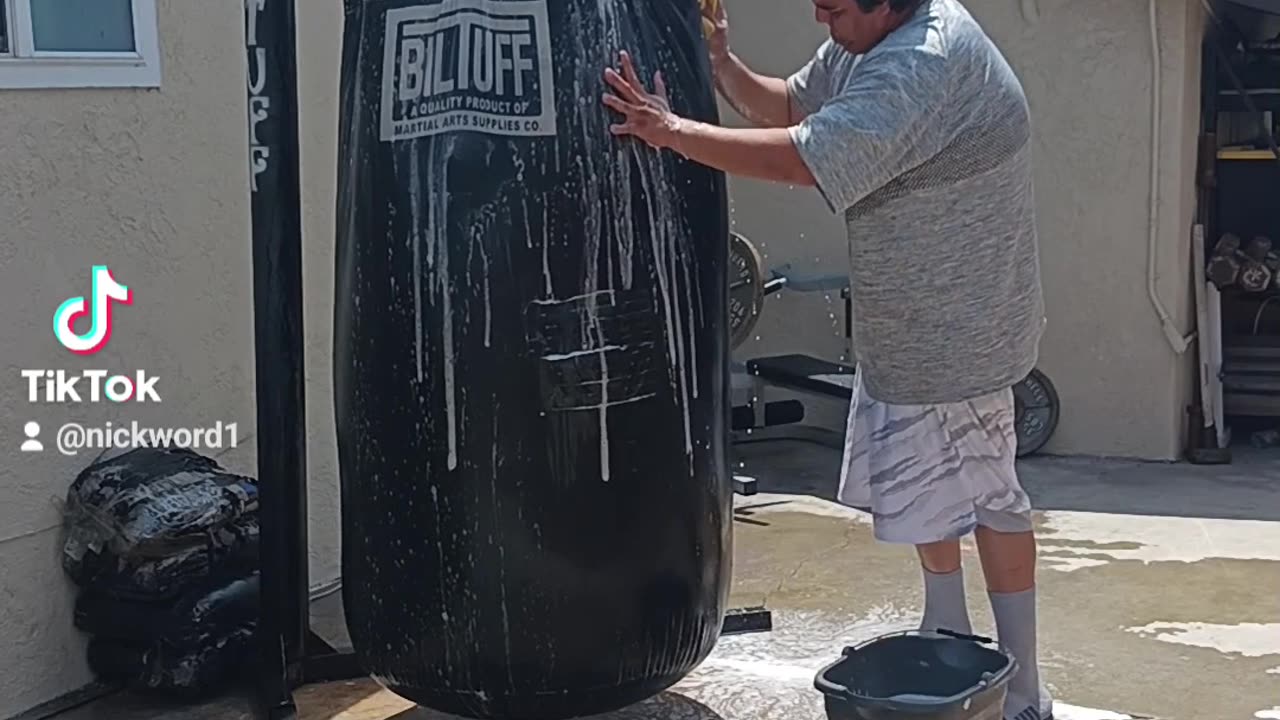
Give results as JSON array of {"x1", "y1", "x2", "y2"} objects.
[{"x1": 21, "y1": 422, "x2": 43, "y2": 452}]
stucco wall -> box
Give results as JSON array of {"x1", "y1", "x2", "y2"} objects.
[
  {"x1": 725, "y1": 0, "x2": 1204, "y2": 459},
  {"x1": 0, "y1": 1, "x2": 254, "y2": 716},
  {"x1": 297, "y1": 0, "x2": 345, "y2": 610},
  {"x1": 970, "y1": 0, "x2": 1202, "y2": 459}
]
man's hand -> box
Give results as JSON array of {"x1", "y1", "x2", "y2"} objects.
[
  {"x1": 701, "y1": 0, "x2": 729, "y2": 65},
  {"x1": 695, "y1": 0, "x2": 799, "y2": 128},
  {"x1": 602, "y1": 51, "x2": 683, "y2": 151},
  {"x1": 599, "y1": 51, "x2": 815, "y2": 189}
]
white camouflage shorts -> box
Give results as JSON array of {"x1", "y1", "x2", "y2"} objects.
[{"x1": 838, "y1": 367, "x2": 1034, "y2": 545}]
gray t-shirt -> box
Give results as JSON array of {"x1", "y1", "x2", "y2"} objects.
[{"x1": 786, "y1": 0, "x2": 1044, "y2": 405}]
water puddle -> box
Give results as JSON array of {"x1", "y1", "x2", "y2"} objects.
[
  {"x1": 1124, "y1": 621, "x2": 1280, "y2": 659},
  {"x1": 1038, "y1": 511, "x2": 1280, "y2": 572}
]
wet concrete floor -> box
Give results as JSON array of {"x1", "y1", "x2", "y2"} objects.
[{"x1": 48, "y1": 442, "x2": 1280, "y2": 720}]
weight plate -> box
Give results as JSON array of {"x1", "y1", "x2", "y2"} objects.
[
  {"x1": 1013, "y1": 368, "x2": 1059, "y2": 457},
  {"x1": 728, "y1": 232, "x2": 766, "y2": 349}
]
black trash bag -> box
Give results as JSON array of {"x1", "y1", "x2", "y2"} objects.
[
  {"x1": 75, "y1": 571, "x2": 260, "y2": 646},
  {"x1": 86, "y1": 622, "x2": 257, "y2": 700},
  {"x1": 74, "y1": 513, "x2": 259, "y2": 603},
  {"x1": 61, "y1": 447, "x2": 258, "y2": 591}
]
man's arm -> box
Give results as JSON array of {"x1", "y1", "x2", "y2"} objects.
[
  {"x1": 667, "y1": 120, "x2": 816, "y2": 186},
  {"x1": 602, "y1": 53, "x2": 815, "y2": 185},
  {"x1": 701, "y1": 1, "x2": 818, "y2": 128},
  {"x1": 711, "y1": 51, "x2": 805, "y2": 128},
  {"x1": 625, "y1": 46, "x2": 949, "y2": 212}
]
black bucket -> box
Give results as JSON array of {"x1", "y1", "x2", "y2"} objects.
[{"x1": 814, "y1": 629, "x2": 1017, "y2": 720}]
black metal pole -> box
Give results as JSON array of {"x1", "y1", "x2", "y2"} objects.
[{"x1": 246, "y1": 0, "x2": 309, "y2": 715}]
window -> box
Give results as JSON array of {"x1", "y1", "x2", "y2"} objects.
[{"x1": 0, "y1": 0, "x2": 160, "y2": 89}]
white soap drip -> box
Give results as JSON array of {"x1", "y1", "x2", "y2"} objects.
[
  {"x1": 541, "y1": 202, "x2": 553, "y2": 294},
  {"x1": 632, "y1": 147, "x2": 693, "y2": 457},
  {"x1": 598, "y1": 338, "x2": 611, "y2": 482},
  {"x1": 543, "y1": 345, "x2": 625, "y2": 361},
  {"x1": 410, "y1": 160, "x2": 425, "y2": 382},
  {"x1": 478, "y1": 233, "x2": 492, "y2": 348},
  {"x1": 425, "y1": 137, "x2": 459, "y2": 470}
]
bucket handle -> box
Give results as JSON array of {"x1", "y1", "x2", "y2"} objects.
[
  {"x1": 934, "y1": 628, "x2": 1020, "y2": 692},
  {"x1": 933, "y1": 628, "x2": 996, "y2": 645}
]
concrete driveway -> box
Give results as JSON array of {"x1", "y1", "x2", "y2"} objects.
[
  {"x1": 692, "y1": 442, "x2": 1280, "y2": 720},
  {"x1": 54, "y1": 443, "x2": 1280, "y2": 720}
]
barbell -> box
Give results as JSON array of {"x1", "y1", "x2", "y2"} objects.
[{"x1": 729, "y1": 231, "x2": 832, "y2": 349}]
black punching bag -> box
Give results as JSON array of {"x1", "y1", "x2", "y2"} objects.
[{"x1": 332, "y1": 0, "x2": 732, "y2": 718}]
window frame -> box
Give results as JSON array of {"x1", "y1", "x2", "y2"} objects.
[{"x1": 0, "y1": 0, "x2": 161, "y2": 89}]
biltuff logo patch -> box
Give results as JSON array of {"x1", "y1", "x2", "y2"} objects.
[{"x1": 379, "y1": 0, "x2": 558, "y2": 140}]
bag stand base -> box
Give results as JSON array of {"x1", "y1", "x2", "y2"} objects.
[{"x1": 260, "y1": 615, "x2": 772, "y2": 720}]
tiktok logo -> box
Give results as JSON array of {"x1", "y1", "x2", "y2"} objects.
[{"x1": 53, "y1": 266, "x2": 132, "y2": 355}]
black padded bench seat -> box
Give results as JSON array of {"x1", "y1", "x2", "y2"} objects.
[{"x1": 745, "y1": 354, "x2": 857, "y2": 400}]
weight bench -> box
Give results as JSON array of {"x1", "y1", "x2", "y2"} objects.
[
  {"x1": 732, "y1": 353, "x2": 856, "y2": 450},
  {"x1": 731, "y1": 267, "x2": 857, "y2": 451},
  {"x1": 726, "y1": 247, "x2": 1061, "y2": 460}
]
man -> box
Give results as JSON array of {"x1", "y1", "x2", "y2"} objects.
[{"x1": 602, "y1": 1, "x2": 1050, "y2": 719}]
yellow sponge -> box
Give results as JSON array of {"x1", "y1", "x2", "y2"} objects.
[{"x1": 700, "y1": 0, "x2": 721, "y2": 38}]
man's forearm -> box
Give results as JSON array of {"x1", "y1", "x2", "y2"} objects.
[
  {"x1": 711, "y1": 51, "x2": 796, "y2": 128},
  {"x1": 666, "y1": 119, "x2": 815, "y2": 186}
]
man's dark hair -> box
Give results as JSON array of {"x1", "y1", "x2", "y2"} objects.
[{"x1": 853, "y1": 0, "x2": 925, "y2": 12}]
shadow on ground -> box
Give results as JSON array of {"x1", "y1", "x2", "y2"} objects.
[{"x1": 383, "y1": 692, "x2": 723, "y2": 720}]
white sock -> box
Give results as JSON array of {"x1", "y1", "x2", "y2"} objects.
[
  {"x1": 990, "y1": 587, "x2": 1049, "y2": 719},
  {"x1": 920, "y1": 567, "x2": 973, "y2": 635}
]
